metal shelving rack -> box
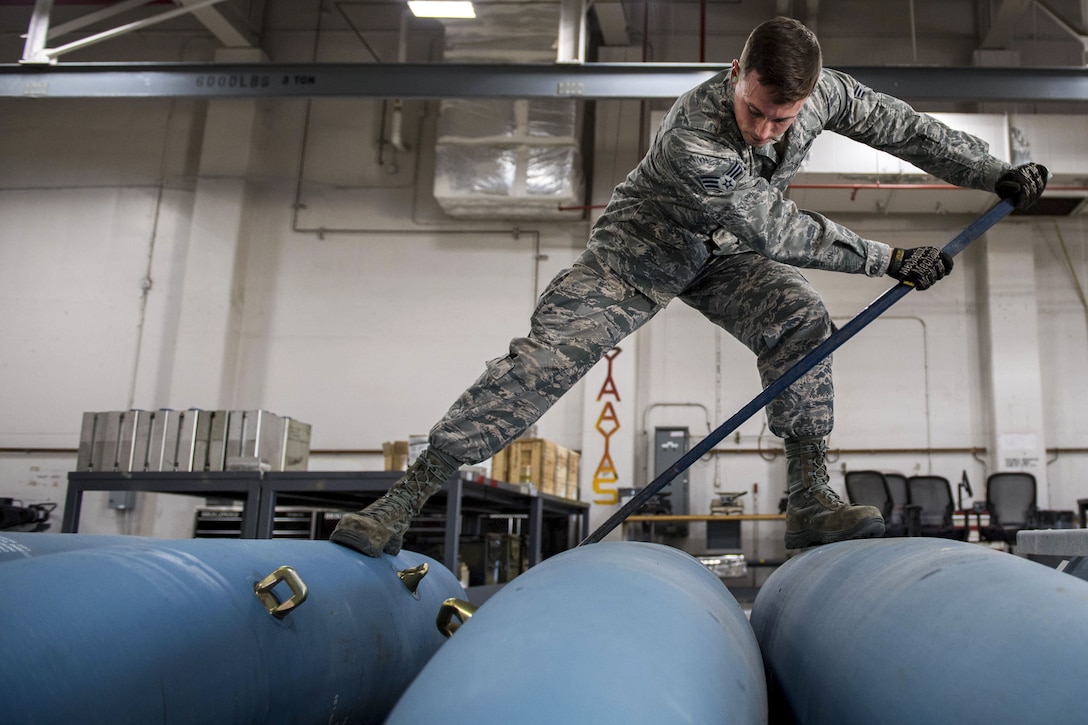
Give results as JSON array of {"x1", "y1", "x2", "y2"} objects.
[{"x1": 64, "y1": 470, "x2": 589, "y2": 573}]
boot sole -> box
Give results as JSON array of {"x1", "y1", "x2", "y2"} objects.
[
  {"x1": 330, "y1": 527, "x2": 386, "y2": 558},
  {"x1": 785, "y1": 516, "x2": 885, "y2": 549}
]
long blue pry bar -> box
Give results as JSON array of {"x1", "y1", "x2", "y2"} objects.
[{"x1": 580, "y1": 197, "x2": 1016, "y2": 545}]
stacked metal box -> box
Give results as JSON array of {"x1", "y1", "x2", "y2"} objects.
[{"x1": 76, "y1": 410, "x2": 311, "y2": 473}]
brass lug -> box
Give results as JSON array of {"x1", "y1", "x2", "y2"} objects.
[
  {"x1": 254, "y1": 565, "x2": 309, "y2": 620},
  {"x1": 397, "y1": 562, "x2": 429, "y2": 594},
  {"x1": 437, "y1": 597, "x2": 478, "y2": 637}
]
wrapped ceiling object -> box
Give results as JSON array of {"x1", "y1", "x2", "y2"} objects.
[{"x1": 431, "y1": 3, "x2": 585, "y2": 219}]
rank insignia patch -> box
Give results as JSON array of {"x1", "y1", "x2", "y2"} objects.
[{"x1": 698, "y1": 160, "x2": 745, "y2": 193}]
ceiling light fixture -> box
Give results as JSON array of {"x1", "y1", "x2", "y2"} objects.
[{"x1": 408, "y1": 1, "x2": 476, "y2": 18}]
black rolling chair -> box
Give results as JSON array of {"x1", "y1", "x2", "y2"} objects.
[
  {"x1": 907, "y1": 475, "x2": 963, "y2": 539},
  {"x1": 985, "y1": 472, "x2": 1038, "y2": 546},
  {"x1": 883, "y1": 473, "x2": 914, "y2": 536},
  {"x1": 845, "y1": 471, "x2": 893, "y2": 536}
]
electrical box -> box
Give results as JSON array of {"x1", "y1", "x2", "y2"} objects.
[
  {"x1": 108, "y1": 490, "x2": 137, "y2": 511},
  {"x1": 653, "y1": 427, "x2": 690, "y2": 538},
  {"x1": 654, "y1": 427, "x2": 690, "y2": 515}
]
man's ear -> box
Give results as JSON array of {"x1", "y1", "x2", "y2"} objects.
[{"x1": 729, "y1": 59, "x2": 740, "y2": 85}]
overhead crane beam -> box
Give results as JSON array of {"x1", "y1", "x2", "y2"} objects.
[{"x1": 1, "y1": 61, "x2": 1087, "y2": 101}]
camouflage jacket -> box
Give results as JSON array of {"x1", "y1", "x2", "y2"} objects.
[{"x1": 587, "y1": 68, "x2": 1011, "y2": 306}]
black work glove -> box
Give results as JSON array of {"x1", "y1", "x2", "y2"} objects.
[
  {"x1": 995, "y1": 163, "x2": 1048, "y2": 210},
  {"x1": 886, "y1": 247, "x2": 953, "y2": 290}
]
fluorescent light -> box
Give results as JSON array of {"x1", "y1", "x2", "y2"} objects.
[{"x1": 408, "y1": 1, "x2": 476, "y2": 18}]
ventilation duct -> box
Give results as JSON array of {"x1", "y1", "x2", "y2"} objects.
[{"x1": 430, "y1": 2, "x2": 585, "y2": 219}]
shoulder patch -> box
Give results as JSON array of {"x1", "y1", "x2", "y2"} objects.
[
  {"x1": 698, "y1": 160, "x2": 745, "y2": 193},
  {"x1": 853, "y1": 83, "x2": 869, "y2": 99}
]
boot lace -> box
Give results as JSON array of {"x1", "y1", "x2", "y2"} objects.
[
  {"x1": 810, "y1": 449, "x2": 835, "y2": 492},
  {"x1": 808, "y1": 481, "x2": 846, "y2": 509},
  {"x1": 363, "y1": 493, "x2": 411, "y2": 521},
  {"x1": 367, "y1": 449, "x2": 457, "y2": 520},
  {"x1": 798, "y1": 441, "x2": 846, "y2": 509}
]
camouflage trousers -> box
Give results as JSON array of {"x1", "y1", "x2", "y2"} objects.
[{"x1": 430, "y1": 249, "x2": 835, "y2": 465}]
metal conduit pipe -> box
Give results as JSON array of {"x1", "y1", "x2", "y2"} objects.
[
  {"x1": 1051, "y1": 221, "x2": 1088, "y2": 339},
  {"x1": 557, "y1": 183, "x2": 1088, "y2": 211}
]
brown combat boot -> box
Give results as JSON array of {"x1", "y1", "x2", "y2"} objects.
[
  {"x1": 784, "y1": 436, "x2": 884, "y2": 549},
  {"x1": 331, "y1": 447, "x2": 460, "y2": 557}
]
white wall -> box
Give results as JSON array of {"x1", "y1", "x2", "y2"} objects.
[{"x1": 1, "y1": 4, "x2": 1086, "y2": 567}]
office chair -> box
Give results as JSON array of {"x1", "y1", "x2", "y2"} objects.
[
  {"x1": 985, "y1": 472, "x2": 1037, "y2": 545},
  {"x1": 883, "y1": 473, "x2": 914, "y2": 536},
  {"x1": 845, "y1": 471, "x2": 904, "y2": 537},
  {"x1": 907, "y1": 475, "x2": 963, "y2": 539}
]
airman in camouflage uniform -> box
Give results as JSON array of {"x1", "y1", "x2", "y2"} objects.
[{"x1": 333, "y1": 17, "x2": 1048, "y2": 557}]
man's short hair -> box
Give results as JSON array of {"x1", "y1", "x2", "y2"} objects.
[{"x1": 738, "y1": 17, "x2": 822, "y2": 103}]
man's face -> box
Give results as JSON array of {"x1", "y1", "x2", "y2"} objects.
[{"x1": 731, "y1": 60, "x2": 807, "y2": 148}]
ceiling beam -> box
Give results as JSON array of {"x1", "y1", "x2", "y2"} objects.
[
  {"x1": 175, "y1": 0, "x2": 256, "y2": 48},
  {"x1": 980, "y1": 0, "x2": 1035, "y2": 49},
  {"x1": 591, "y1": 1, "x2": 630, "y2": 46},
  {"x1": 1, "y1": 62, "x2": 1086, "y2": 102},
  {"x1": 1035, "y1": 0, "x2": 1088, "y2": 59},
  {"x1": 20, "y1": 0, "x2": 246, "y2": 64},
  {"x1": 46, "y1": 0, "x2": 160, "y2": 41}
]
